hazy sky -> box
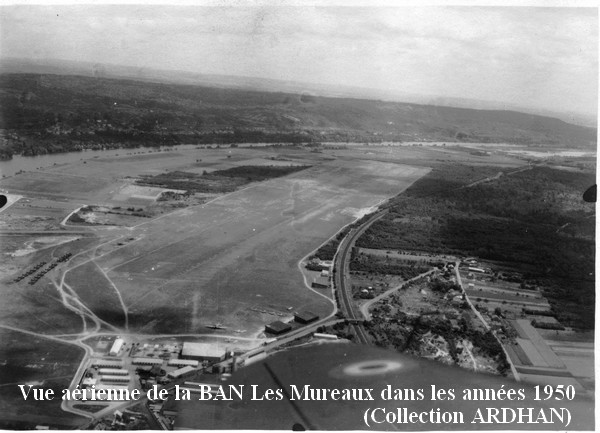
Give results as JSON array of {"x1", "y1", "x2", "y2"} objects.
[{"x1": 0, "y1": 3, "x2": 597, "y2": 116}]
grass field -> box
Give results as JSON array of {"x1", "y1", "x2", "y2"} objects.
[
  {"x1": 502, "y1": 319, "x2": 594, "y2": 393},
  {"x1": 1, "y1": 147, "x2": 430, "y2": 339},
  {"x1": 0, "y1": 233, "x2": 101, "y2": 334},
  {"x1": 65, "y1": 262, "x2": 127, "y2": 328},
  {"x1": 90, "y1": 160, "x2": 429, "y2": 335},
  {"x1": 0, "y1": 329, "x2": 86, "y2": 429}
]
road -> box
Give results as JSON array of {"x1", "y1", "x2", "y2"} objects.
[
  {"x1": 454, "y1": 262, "x2": 521, "y2": 381},
  {"x1": 463, "y1": 165, "x2": 532, "y2": 188},
  {"x1": 359, "y1": 269, "x2": 436, "y2": 320}
]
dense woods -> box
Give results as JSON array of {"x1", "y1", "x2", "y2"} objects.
[{"x1": 358, "y1": 165, "x2": 596, "y2": 329}]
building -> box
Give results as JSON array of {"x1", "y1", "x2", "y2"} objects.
[
  {"x1": 307, "y1": 259, "x2": 332, "y2": 271},
  {"x1": 91, "y1": 359, "x2": 123, "y2": 368},
  {"x1": 100, "y1": 375, "x2": 131, "y2": 383},
  {"x1": 132, "y1": 357, "x2": 164, "y2": 366},
  {"x1": 183, "y1": 381, "x2": 221, "y2": 393},
  {"x1": 167, "y1": 365, "x2": 196, "y2": 379},
  {"x1": 311, "y1": 276, "x2": 330, "y2": 289},
  {"x1": 109, "y1": 338, "x2": 124, "y2": 356},
  {"x1": 294, "y1": 311, "x2": 319, "y2": 324},
  {"x1": 468, "y1": 267, "x2": 486, "y2": 274},
  {"x1": 313, "y1": 333, "x2": 337, "y2": 340},
  {"x1": 81, "y1": 377, "x2": 97, "y2": 388},
  {"x1": 98, "y1": 368, "x2": 129, "y2": 376},
  {"x1": 181, "y1": 342, "x2": 226, "y2": 363},
  {"x1": 265, "y1": 320, "x2": 291, "y2": 335},
  {"x1": 167, "y1": 359, "x2": 199, "y2": 368},
  {"x1": 452, "y1": 295, "x2": 464, "y2": 306},
  {"x1": 320, "y1": 260, "x2": 333, "y2": 269}
]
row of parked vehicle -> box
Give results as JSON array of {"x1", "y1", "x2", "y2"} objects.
[
  {"x1": 13, "y1": 252, "x2": 74, "y2": 285},
  {"x1": 28, "y1": 262, "x2": 59, "y2": 285},
  {"x1": 13, "y1": 261, "x2": 47, "y2": 282}
]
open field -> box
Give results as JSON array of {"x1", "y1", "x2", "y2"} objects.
[
  {"x1": 0, "y1": 231, "x2": 102, "y2": 334},
  {"x1": 1, "y1": 147, "x2": 430, "y2": 340},
  {"x1": 67, "y1": 262, "x2": 127, "y2": 328},
  {"x1": 323, "y1": 144, "x2": 528, "y2": 168},
  {"x1": 504, "y1": 319, "x2": 592, "y2": 393},
  {"x1": 0, "y1": 329, "x2": 86, "y2": 429},
  {"x1": 86, "y1": 160, "x2": 429, "y2": 335}
]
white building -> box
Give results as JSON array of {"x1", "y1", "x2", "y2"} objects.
[
  {"x1": 181, "y1": 342, "x2": 225, "y2": 362},
  {"x1": 98, "y1": 368, "x2": 129, "y2": 376},
  {"x1": 109, "y1": 338, "x2": 124, "y2": 356},
  {"x1": 91, "y1": 359, "x2": 123, "y2": 368},
  {"x1": 168, "y1": 359, "x2": 199, "y2": 368},
  {"x1": 167, "y1": 365, "x2": 196, "y2": 379},
  {"x1": 132, "y1": 357, "x2": 163, "y2": 366},
  {"x1": 468, "y1": 267, "x2": 486, "y2": 274},
  {"x1": 100, "y1": 375, "x2": 131, "y2": 383},
  {"x1": 81, "y1": 377, "x2": 97, "y2": 388},
  {"x1": 313, "y1": 333, "x2": 338, "y2": 340}
]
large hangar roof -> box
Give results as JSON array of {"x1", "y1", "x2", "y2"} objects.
[{"x1": 182, "y1": 342, "x2": 225, "y2": 358}]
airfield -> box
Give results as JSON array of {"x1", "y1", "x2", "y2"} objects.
[
  {"x1": 1, "y1": 142, "x2": 592, "y2": 428},
  {"x1": 0, "y1": 145, "x2": 436, "y2": 426},
  {"x1": 1, "y1": 147, "x2": 428, "y2": 333}
]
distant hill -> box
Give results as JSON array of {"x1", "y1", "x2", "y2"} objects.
[
  {"x1": 2, "y1": 57, "x2": 597, "y2": 128},
  {"x1": 0, "y1": 72, "x2": 596, "y2": 159}
]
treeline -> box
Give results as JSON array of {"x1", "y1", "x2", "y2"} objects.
[
  {"x1": 311, "y1": 230, "x2": 349, "y2": 261},
  {"x1": 210, "y1": 165, "x2": 310, "y2": 181},
  {"x1": 349, "y1": 251, "x2": 429, "y2": 279},
  {"x1": 137, "y1": 165, "x2": 310, "y2": 194},
  {"x1": 0, "y1": 128, "x2": 315, "y2": 159},
  {"x1": 357, "y1": 164, "x2": 596, "y2": 329}
]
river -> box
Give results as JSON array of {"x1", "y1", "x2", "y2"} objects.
[
  {"x1": 0, "y1": 145, "x2": 202, "y2": 179},
  {"x1": 0, "y1": 142, "x2": 286, "y2": 179}
]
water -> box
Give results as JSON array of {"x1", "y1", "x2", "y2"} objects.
[
  {"x1": 506, "y1": 150, "x2": 595, "y2": 158},
  {"x1": 0, "y1": 145, "x2": 198, "y2": 178},
  {"x1": 0, "y1": 142, "x2": 282, "y2": 179},
  {"x1": 2, "y1": 143, "x2": 593, "y2": 180}
]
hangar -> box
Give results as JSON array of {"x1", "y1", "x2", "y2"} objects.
[
  {"x1": 311, "y1": 276, "x2": 330, "y2": 289},
  {"x1": 294, "y1": 311, "x2": 319, "y2": 324},
  {"x1": 181, "y1": 342, "x2": 226, "y2": 362},
  {"x1": 265, "y1": 321, "x2": 291, "y2": 335}
]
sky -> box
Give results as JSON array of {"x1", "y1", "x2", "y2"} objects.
[{"x1": 0, "y1": 2, "x2": 597, "y2": 117}]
